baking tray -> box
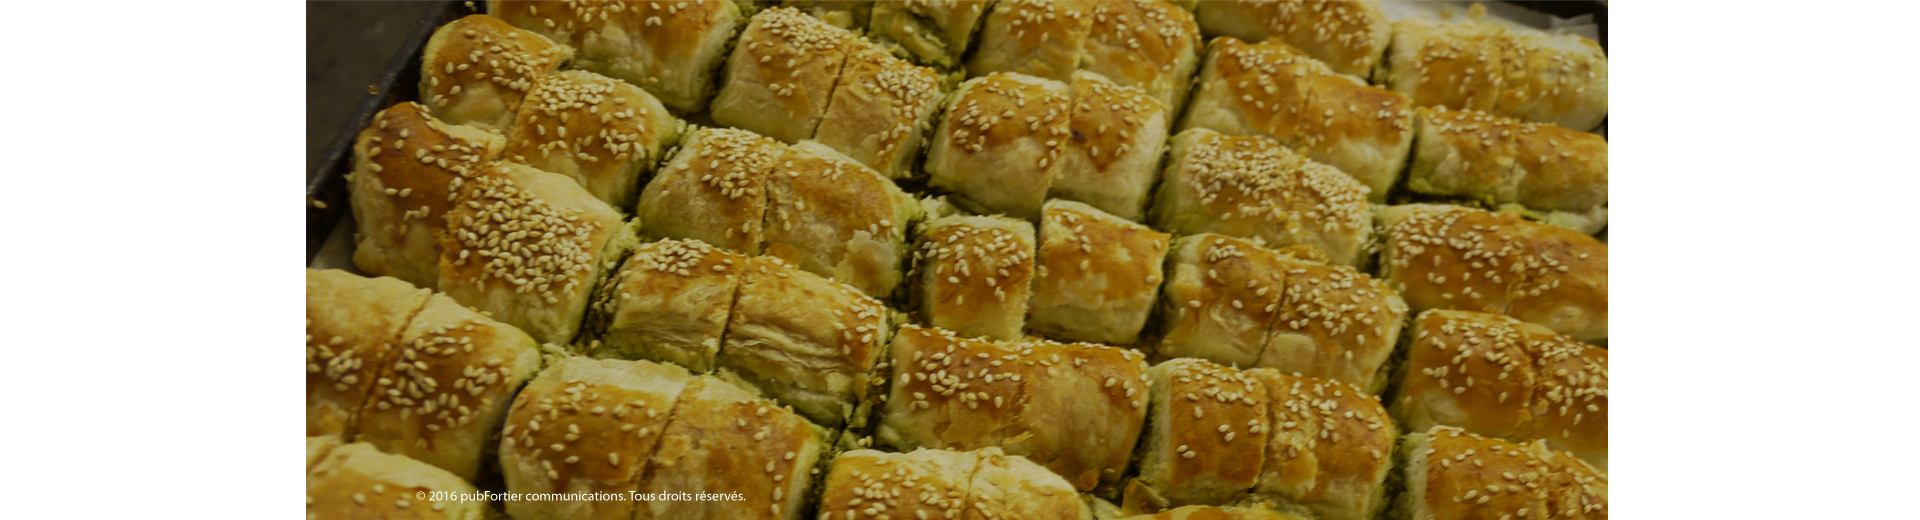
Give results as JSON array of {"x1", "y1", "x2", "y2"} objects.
[{"x1": 306, "y1": 0, "x2": 1607, "y2": 263}]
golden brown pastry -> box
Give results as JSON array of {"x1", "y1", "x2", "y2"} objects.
[
  {"x1": 810, "y1": 39, "x2": 944, "y2": 180},
  {"x1": 349, "y1": 102, "x2": 503, "y2": 290},
  {"x1": 633, "y1": 376, "x2": 827, "y2": 520},
  {"x1": 877, "y1": 325, "x2": 1151, "y2": 491},
  {"x1": 1394, "y1": 426, "x2": 1607, "y2": 520},
  {"x1": 1392, "y1": 310, "x2": 1608, "y2": 470},
  {"x1": 1155, "y1": 234, "x2": 1290, "y2": 369},
  {"x1": 1051, "y1": 71, "x2": 1169, "y2": 222},
  {"x1": 588, "y1": 239, "x2": 747, "y2": 372},
  {"x1": 763, "y1": 141, "x2": 924, "y2": 298},
  {"x1": 1249, "y1": 369, "x2": 1395, "y2": 520},
  {"x1": 1180, "y1": 37, "x2": 1413, "y2": 200},
  {"x1": 636, "y1": 127, "x2": 782, "y2": 254},
  {"x1": 306, "y1": 442, "x2": 488, "y2": 520},
  {"x1": 866, "y1": 0, "x2": 991, "y2": 68},
  {"x1": 1151, "y1": 129, "x2": 1372, "y2": 267},
  {"x1": 1408, "y1": 107, "x2": 1608, "y2": 234},
  {"x1": 780, "y1": 0, "x2": 872, "y2": 30},
  {"x1": 925, "y1": 72, "x2": 1072, "y2": 220},
  {"x1": 1493, "y1": 29, "x2": 1609, "y2": 132},
  {"x1": 1028, "y1": 199, "x2": 1170, "y2": 345},
  {"x1": 1257, "y1": 258, "x2": 1407, "y2": 393},
  {"x1": 353, "y1": 292, "x2": 542, "y2": 481},
  {"x1": 307, "y1": 435, "x2": 343, "y2": 471},
  {"x1": 420, "y1": 14, "x2": 571, "y2": 131},
  {"x1": 436, "y1": 161, "x2": 634, "y2": 345},
  {"x1": 501, "y1": 70, "x2": 685, "y2": 210},
  {"x1": 1077, "y1": 0, "x2": 1202, "y2": 115},
  {"x1": 1191, "y1": 0, "x2": 1390, "y2": 79},
  {"x1": 1376, "y1": 204, "x2": 1607, "y2": 343},
  {"x1": 489, "y1": 0, "x2": 746, "y2": 113},
  {"x1": 1381, "y1": 18, "x2": 1609, "y2": 131},
  {"x1": 1138, "y1": 358, "x2": 1270, "y2": 506},
  {"x1": 1378, "y1": 18, "x2": 1506, "y2": 114},
  {"x1": 306, "y1": 269, "x2": 432, "y2": 438},
  {"x1": 717, "y1": 256, "x2": 891, "y2": 428},
  {"x1": 817, "y1": 447, "x2": 1091, "y2": 520},
  {"x1": 499, "y1": 357, "x2": 694, "y2": 520},
  {"x1": 909, "y1": 214, "x2": 1037, "y2": 341},
  {"x1": 711, "y1": 7, "x2": 857, "y2": 143},
  {"x1": 967, "y1": 0, "x2": 1096, "y2": 82}
]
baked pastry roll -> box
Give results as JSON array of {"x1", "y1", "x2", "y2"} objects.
[
  {"x1": 306, "y1": 269, "x2": 432, "y2": 438},
  {"x1": 1152, "y1": 129, "x2": 1372, "y2": 266},
  {"x1": 306, "y1": 435, "x2": 342, "y2": 471},
  {"x1": 967, "y1": 0, "x2": 1095, "y2": 82},
  {"x1": 1257, "y1": 258, "x2": 1408, "y2": 393},
  {"x1": 818, "y1": 448, "x2": 1091, "y2": 520},
  {"x1": 1138, "y1": 358, "x2": 1270, "y2": 506},
  {"x1": 780, "y1": 0, "x2": 872, "y2": 30},
  {"x1": 1392, "y1": 310, "x2": 1608, "y2": 469},
  {"x1": 1190, "y1": 0, "x2": 1390, "y2": 79},
  {"x1": 1378, "y1": 18, "x2": 1506, "y2": 114},
  {"x1": 500, "y1": 357, "x2": 694, "y2": 520},
  {"x1": 763, "y1": 141, "x2": 924, "y2": 298},
  {"x1": 926, "y1": 73, "x2": 1072, "y2": 220},
  {"x1": 1395, "y1": 426, "x2": 1607, "y2": 520},
  {"x1": 1493, "y1": 29, "x2": 1609, "y2": 132},
  {"x1": 1155, "y1": 234, "x2": 1290, "y2": 368},
  {"x1": 350, "y1": 102, "x2": 503, "y2": 290},
  {"x1": 1051, "y1": 72, "x2": 1169, "y2": 221},
  {"x1": 437, "y1": 161, "x2": 633, "y2": 345},
  {"x1": 810, "y1": 40, "x2": 944, "y2": 180},
  {"x1": 1180, "y1": 38, "x2": 1413, "y2": 199},
  {"x1": 306, "y1": 442, "x2": 487, "y2": 520},
  {"x1": 587, "y1": 239, "x2": 747, "y2": 372},
  {"x1": 717, "y1": 256, "x2": 890, "y2": 428},
  {"x1": 353, "y1": 293, "x2": 542, "y2": 480},
  {"x1": 1118, "y1": 505, "x2": 1306, "y2": 520},
  {"x1": 909, "y1": 214, "x2": 1037, "y2": 341},
  {"x1": 711, "y1": 7, "x2": 857, "y2": 143},
  {"x1": 1028, "y1": 200, "x2": 1170, "y2": 345},
  {"x1": 1377, "y1": 204, "x2": 1607, "y2": 343},
  {"x1": 867, "y1": 0, "x2": 990, "y2": 68},
  {"x1": 489, "y1": 0, "x2": 746, "y2": 113},
  {"x1": 502, "y1": 70, "x2": 685, "y2": 210},
  {"x1": 635, "y1": 376, "x2": 826, "y2": 520},
  {"x1": 1409, "y1": 107, "x2": 1608, "y2": 234},
  {"x1": 1077, "y1": 0, "x2": 1201, "y2": 115},
  {"x1": 1248, "y1": 369, "x2": 1394, "y2": 520},
  {"x1": 877, "y1": 326, "x2": 1151, "y2": 491},
  {"x1": 636, "y1": 127, "x2": 781, "y2": 254},
  {"x1": 420, "y1": 14, "x2": 571, "y2": 131}
]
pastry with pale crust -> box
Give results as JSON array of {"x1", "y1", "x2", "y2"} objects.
[
  {"x1": 1248, "y1": 369, "x2": 1395, "y2": 520},
  {"x1": 866, "y1": 0, "x2": 991, "y2": 69},
  {"x1": 1137, "y1": 358, "x2": 1270, "y2": 506},
  {"x1": 587, "y1": 239, "x2": 746, "y2": 372},
  {"x1": 1077, "y1": 0, "x2": 1201, "y2": 115},
  {"x1": 817, "y1": 447, "x2": 1092, "y2": 520},
  {"x1": 633, "y1": 376, "x2": 826, "y2": 520},
  {"x1": 1152, "y1": 129, "x2": 1373, "y2": 266},
  {"x1": 1394, "y1": 426, "x2": 1607, "y2": 520},
  {"x1": 717, "y1": 256, "x2": 891, "y2": 428},
  {"x1": 762, "y1": 141, "x2": 924, "y2": 298}
]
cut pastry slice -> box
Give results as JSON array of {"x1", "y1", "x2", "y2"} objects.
[
  {"x1": 1028, "y1": 199, "x2": 1169, "y2": 345},
  {"x1": 489, "y1": 0, "x2": 746, "y2": 113},
  {"x1": 305, "y1": 269, "x2": 432, "y2": 438},
  {"x1": 1152, "y1": 129, "x2": 1373, "y2": 266},
  {"x1": 966, "y1": 0, "x2": 1096, "y2": 82},
  {"x1": 1376, "y1": 204, "x2": 1607, "y2": 343},
  {"x1": 716, "y1": 256, "x2": 891, "y2": 428},
  {"x1": 498, "y1": 357, "x2": 694, "y2": 520},
  {"x1": 763, "y1": 141, "x2": 924, "y2": 298},
  {"x1": 501, "y1": 70, "x2": 685, "y2": 210},
  {"x1": 588, "y1": 239, "x2": 747, "y2": 372},
  {"x1": 925, "y1": 72, "x2": 1071, "y2": 221},
  {"x1": 1192, "y1": 0, "x2": 1390, "y2": 80},
  {"x1": 636, "y1": 127, "x2": 781, "y2": 254},
  {"x1": 1051, "y1": 71, "x2": 1169, "y2": 222},
  {"x1": 634, "y1": 375, "x2": 827, "y2": 520},
  {"x1": 909, "y1": 214, "x2": 1037, "y2": 341},
  {"x1": 711, "y1": 7, "x2": 857, "y2": 143},
  {"x1": 349, "y1": 102, "x2": 503, "y2": 290},
  {"x1": 420, "y1": 14, "x2": 571, "y2": 130},
  {"x1": 810, "y1": 39, "x2": 944, "y2": 180}
]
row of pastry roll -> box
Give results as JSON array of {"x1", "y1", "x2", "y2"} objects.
[
  {"x1": 1376, "y1": 204, "x2": 1608, "y2": 343},
  {"x1": 1379, "y1": 14, "x2": 1609, "y2": 132}
]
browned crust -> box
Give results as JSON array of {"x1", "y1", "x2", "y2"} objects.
[
  {"x1": 882, "y1": 325, "x2": 1029, "y2": 450},
  {"x1": 1145, "y1": 358, "x2": 1270, "y2": 505},
  {"x1": 1494, "y1": 30, "x2": 1608, "y2": 131},
  {"x1": 1159, "y1": 234, "x2": 1290, "y2": 366},
  {"x1": 1261, "y1": 259, "x2": 1408, "y2": 389},
  {"x1": 1066, "y1": 73, "x2": 1166, "y2": 174},
  {"x1": 498, "y1": 358, "x2": 692, "y2": 520},
  {"x1": 812, "y1": 40, "x2": 943, "y2": 177},
  {"x1": 715, "y1": 7, "x2": 855, "y2": 140},
  {"x1": 436, "y1": 162, "x2": 618, "y2": 303},
  {"x1": 969, "y1": 0, "x2": 1097, "y2": 81},
  {"x1": 1032, "y1": 200, "x2": 1170, "y2": 320},
  {"x1": 1007, "y1": 337, "x2": 1153, "y2": 491},
  {"x1": 501, "y1": 70, "x2": 680, "y2": 208},
  {"x1": 912, "y1": 215, "x2": 1037, "y2": 339},
  {"x1": 1378, "y1": 205, "x2": 1606, "y2": 342},
  {"x1": 940, "y1": 73, "x2": 1073, "y2": 163},
  {"x1": 637, "y1": 376, "x2": 822, "y2": 520},
  {"x1": 421, "y1": 14, "x2": 571, "y2": 128},
  {"x1": 763, "y1": 141, "x2": 911, "y2": 295},
  {"x1": 350, "y1": 102, "x2": 502, "y2": 288},
  {"x1": 1383, "y1": 18, "x2": 1505, "y2": 112},
  {"x1": 638, "y1": 128, "x2": 781, "y2": 254},
  {"x1": 305, "y1": 270, "x2": 433, "y2": 439},
  {"x1": 1195, "y1": 0, "x2": 1389, "y2": 78},
  {"x1": 1080, "y1": 0, "x2": 1200, "y2": 104},
  {"x1": 1252, "y1": 369, "x2": 1394, "y2": 519},
  {"x1": 1410, "y1": 427, "x2": 1576, "y2": 520},
  {"x1": 817, "y1": 449, "x2": 979, "y2": 520}
]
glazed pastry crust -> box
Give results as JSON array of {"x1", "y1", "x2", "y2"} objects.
[
  {"x1": 1380, "y1": 18, "x2": 1506, "y2": 114},
  {"x1": 353, "y1": 293, "x2": 542, "y2": 481},
  {"x1": 590, "y1": 239, "x2": 747, "y2": 372},
  {"x1": 710, "y1": 7, "x2": 856, "y2": 143},
  {"x1": 910, "y1": 214, "x2": 1037, "y2": 341},
  {"x1": 306, "y1": 442, "x2": 488, "y2": 520},
  {"x1": 1138, "y1": 358, "x2": 1270, "y2": 506},
  {"x1": 966, "y1": 0, "x2": 1096, "y2": 82},
  {"x1": 763, "y1": 141, "x2": 923, "y2": 298},
  {"x1": 717, "y1": 256, "x2": 890, "y2": 428},
  {"x1": 501, "y1": 70, "x2": 684, "y2": 210},
  {"x1": 499, "y1": 357, "x2": 694, "y2": 520},
  {"x1": 1077, "y1": 0, "x2": 1201, "y2": 115},
  {"x1": 1409, "y1": 107, "x2": 1608, "y2": 234},
  {"x1": 1155, "y1": 234, "x2": 1290, "y2": 368},
  {"x1": 350, "y1": 102, "x2": 503, "y2": 290},
  {"x1": 1376, "y1": 204, "x2": 1607, "y2": 342},
  {"x1": 436, "y1": 161, "x2": 628, "y2": 345},
  {"x1": 1257, "y1": 258, "x2": 1408, "y2": 393},
  {"x1": 1050, "y1": 72, "x2": 1169, "y2": 222},
  {"x1": 1028, "y1": 199, "x2": 1170, "y2": 345},
  {"x1": 817, "y1": 449, "x2": 981, "y2": 520},
  {"x1": 925, "y1": 73, "x2": 1072, "y2": 220},
  {"x1": 420, "y1": 14, "x2": 571, "y2": 130},
  {"x1": 866, "y1": 0, "x2": 992, "y2": 68},
  {"x1": 637, "y1": 127, "x2": 781, "y2": 254},
  {"x1": 634, "y1": 376, "x2": 825, "y2": 520},
  {"x1": 489, "y1": 0, "x2": 745, "y2": 113},
  {"x1": 811, "y1": 40, "x2": 944, "y2": 180},
  {"x1": 1249, "y1": 369, "x2": 1395, "y2": 520},
  {"x1": 1494, "y1": 29, "x2": 1609, "y2": 131},
  {"x1": 1151, "y1": 129, "x2": 1372, "y2": 267},
  {"x1": 1191, "y1": 0, "x2": 1391, "y2": 79},
  {"x1": 1398, "y1": 426, "x2": 1607, "y2": 520},
  {"x1": 306, "y1": 269, "x2": 432, "y2": 438}
]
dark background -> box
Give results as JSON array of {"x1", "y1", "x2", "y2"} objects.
[{"x1": 308, "y1": 1, "x2": 435, "y2": 171}]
